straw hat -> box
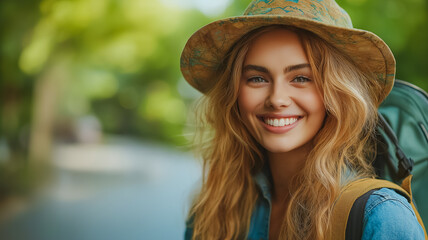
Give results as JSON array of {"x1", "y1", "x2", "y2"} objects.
[{"x1": 180, "y1": 0, "x2": 395, "y2": 102}]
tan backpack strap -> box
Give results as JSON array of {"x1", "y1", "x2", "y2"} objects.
[
  {"x1": 401, "y1": 176, "x2": 428, "y2": 239},
  {"x1": 328, "y1": 175, "x2": 427, "y2": 240}
]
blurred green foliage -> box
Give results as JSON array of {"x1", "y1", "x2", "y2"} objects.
[
  {"x1": 19, "y1": 0, "x2": 211, "y2": 146},
  {"x1": 0, "y1": 0, "x2": 40, "y2": 162},
  {"x1": 0, "y1": 0, "x2": 427, "y2": 166},
  {"x1": 1, "y1": 0, "x2": 212, "y2": 163},
  {"x1": 336, "y1": 0, "x2": 428, "y2": 90}
]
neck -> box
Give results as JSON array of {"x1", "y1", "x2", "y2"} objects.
[{"x1": 267, "y1": 144, "x2": 310, "y2": 202}]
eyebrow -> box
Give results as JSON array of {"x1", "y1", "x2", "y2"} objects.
[
  {"x1": 284, "y1": 63, "x2": 311, "y2": 73},
  {"x1": 242, "y1": 64, "x2": 269, "y2": 73},
  {"x1": 242, "y1": 63, "x2": 311, "y2": 74}
]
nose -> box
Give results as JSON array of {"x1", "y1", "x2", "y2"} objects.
[{"x1": 265, "y1": 83, "x2": 292, "y2": 109}]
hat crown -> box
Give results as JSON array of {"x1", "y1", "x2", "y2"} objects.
[{"x1": 244, "y1": 0, "x2": 353, "y2": 28}]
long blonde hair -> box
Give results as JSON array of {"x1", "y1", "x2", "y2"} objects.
[{"x1": 188, "y1": 25, "x2": 382, "y2": 240}]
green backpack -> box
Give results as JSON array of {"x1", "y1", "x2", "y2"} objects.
[
  {"x1": 330, "y1": 80, "x2": 428, "y2": 239},
  {"x1": 375, "y1": 79, "x2": 428, "y2": 228}
]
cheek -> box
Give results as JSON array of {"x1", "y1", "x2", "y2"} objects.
[
  {"x1": 313, "y1": 94, "x2": 326, "y2": 116},
  {"x1": 301, "y1": 90, "x2": 326, "y2": 120},
  {"x1": 237, "y1": 86, "x2": 267, "y2": 135},
  {"x1": 238, "y1": 86, "x2": 257, "y2": 116}
]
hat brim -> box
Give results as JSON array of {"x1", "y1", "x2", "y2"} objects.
[{"x1": 180, "y1": 15, "x2": 395, "y2": 103}]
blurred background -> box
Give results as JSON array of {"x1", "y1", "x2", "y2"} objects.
[{"x1": 0, "y1": 0, "x2": 427, "y2": 239}]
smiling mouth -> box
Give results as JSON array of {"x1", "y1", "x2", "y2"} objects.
[{"x1": 259, "y1": 116, "x2": 302, "y2": 127}]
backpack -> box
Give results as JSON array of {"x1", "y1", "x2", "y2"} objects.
[
  {"x1": 328, "y1": 80, "x2": 428, "y2": 239},
  {"x1": 328, "y1": 176, "x2": 427, "y2": 239},
  {"x1": 375, "y1": 79, "x2": 428, "y2": 227}
]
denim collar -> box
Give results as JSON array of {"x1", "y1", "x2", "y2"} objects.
[{"x1": 253, "y1": 165, "x2": 272, "y2": 203}]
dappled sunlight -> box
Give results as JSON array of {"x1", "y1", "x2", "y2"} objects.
[
  {"x1": 78, "y1": 70, "x2": 118, "y2": 99},
  {"x1": 160, "y1": 0, "x2": 232, "y2": 16},
  {"x1": 15, "y1": 0, "x2": 215, "y2": 158},
  {"x1": 140, "y1": 81, "x2": 187, "y2": 125},
  {"x1": 1, "y1": 0, "x2": 214, "y2": 238}
]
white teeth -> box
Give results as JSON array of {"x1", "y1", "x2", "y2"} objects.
[{"x1": 264, "y1": 117, "x2": 298, "y2": 127}]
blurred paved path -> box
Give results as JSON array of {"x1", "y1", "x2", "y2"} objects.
[{"x1": 0, "y1": 137, "x2": 201, "y2": 240}]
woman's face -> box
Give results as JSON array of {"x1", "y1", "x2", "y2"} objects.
[{"x1": 238, "y1": 28, "x2": 326, "y2": 154}]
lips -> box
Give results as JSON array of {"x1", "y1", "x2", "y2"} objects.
[{"x1": 257, "y1": 114, "x2": 302, "y2": 133}]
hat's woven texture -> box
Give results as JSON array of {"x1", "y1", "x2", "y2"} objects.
[{"x1": 180, "y1": 0, "x2": 395, "y2": 102}]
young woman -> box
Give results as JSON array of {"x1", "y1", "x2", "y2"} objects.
[{"x1": 180, "y1": 0, "x2": 426, "y2": 239}]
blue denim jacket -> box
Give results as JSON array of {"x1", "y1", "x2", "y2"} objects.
[
  {"x1": 246, "y1": 169, "x2": 425, "y2": 239},
  {"x1": 185, "y1": 170, "x2": 425, "y2": 239}
]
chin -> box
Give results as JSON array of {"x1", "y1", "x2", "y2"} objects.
[
  {"x1": 260, "y1": 137, "x2": 313, "y2": 155},
  {"x1": 263, "y1": 144, "x2": 298, "y2": 154}
]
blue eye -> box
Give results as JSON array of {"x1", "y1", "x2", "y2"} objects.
[
  {"x1": 292, "y1": 76, "x2": 311, "y2": 83},
  {"x1": 248, "y1": 76, "x2": 267, "y2": 83}
]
